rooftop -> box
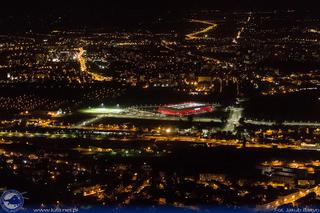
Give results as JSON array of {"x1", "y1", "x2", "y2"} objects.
[{"x1": 163, "y1": 102, "x2": 208, "y2": 110}]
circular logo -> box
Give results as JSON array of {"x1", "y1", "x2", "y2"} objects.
[{"x1": 0, "y1": 190, "x2": 24, "y2": 212}]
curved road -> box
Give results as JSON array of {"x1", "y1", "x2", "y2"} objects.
[{"x1": 186, "y1": 19, "x2": 218, "y2": 40}]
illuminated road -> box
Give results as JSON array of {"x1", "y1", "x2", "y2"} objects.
[
  {"x1": 0, "y1": 129, "x2": 239, "y2": 146},
  {"x1": 78, "y1": 47, "x2": 87, "y2": 72},
  {"x1": 308, "y1": 28, "x2": 320, "y2": 34},
  {"x1": 259, "y1": 185, "x2": 320, "y2": 210},
  {"x1": 161, "y1": 40, "x2": 175, "y2": 51},
  {"x1": 186, "y1": 19, "x2": 218, "y2": 40},
  {"x1": 244, "y1": 119, "x2": 320, "y2": 127},
  {"x1": 184, "y1": 20, "x2": 235, "y2": 68},
  {"x1": 77, "y1": 47, "x2": 112, "y2": 81},
  {"x1": 75, "y1": 115, "x2": 105, "y2": 128},
  {"x1": 0, "y1": 129, "x2": 306, "y2": 150},
  {"x1": 186, "y1": 50, "x2": 231, "y2": 68},
  {"x1": 232, "y1": 13, "x2": 252, "y2": 44}
]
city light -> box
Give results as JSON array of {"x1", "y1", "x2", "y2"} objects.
[{"x1": 0, "y1": 6, "x2": 319, "y2": 211}]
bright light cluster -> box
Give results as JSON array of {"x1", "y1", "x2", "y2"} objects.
[{"x1": 80, "y1": 108, "x2": 124, "y2": 114}]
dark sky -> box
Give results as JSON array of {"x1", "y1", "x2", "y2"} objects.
[
  {"x1": 0, "y1": 0, "x2": 319, "y2": 33},
  {"x1": 1, "y1": 0, "x2": 320, "y2": 15}
]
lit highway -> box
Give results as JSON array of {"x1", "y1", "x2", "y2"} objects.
[
  {"x1": 0, "y1": 129, "x2": 303, "y2": 150},
  {"x1": 232, "y1": 13, "x2": 252, "y2": 44},
  {"x1": 75, "y1": 114, "x2": 106, "y2": 128},
  {"x1": 259, "y1": 185, "x2": 320, "y2": 210},
  {"x1": 186, "y1": 19, "x2": 218, "y2": 40},
  {"x1": 78, "y1": 47, "x2": 87, "y2": 72},
  {"x1": 244, "y1": 119, "x2": 320, "y2": 127},
  {"x1": 161, "y1": 40, "x2": 175, "y2": 51},
  {"x1": 184, "y1": 21, "x2": 234, "y2": 69},
  {"x1": 77, "y1": 47, "x2": 112, "y2": 81}
]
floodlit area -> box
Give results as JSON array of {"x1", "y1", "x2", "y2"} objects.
[
  {"x1": 75, "y1": 104, "x2": 221, "y2": 127},
  {"x1": 79, "y1": 107, "x2": 125, "y2": 114}
]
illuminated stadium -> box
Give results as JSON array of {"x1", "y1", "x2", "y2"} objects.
[{"x1": 158, "y1": 102, "x2": 214, "y2": 116}]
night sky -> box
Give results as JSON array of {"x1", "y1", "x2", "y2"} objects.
[
  {"x1": 0, "y1": 0, "x2": 319, "y2": 33},
  {"x1": 1, "y1": 0, "x2": 320, "y2": 15}
]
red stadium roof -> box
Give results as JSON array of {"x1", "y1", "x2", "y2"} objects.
[{"x1": 158, "y1": 102, "x2": 213, "y2": 116}]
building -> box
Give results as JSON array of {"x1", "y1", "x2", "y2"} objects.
[{"x1": 158, "y1": 102, "x2": 213, "y2": 116}]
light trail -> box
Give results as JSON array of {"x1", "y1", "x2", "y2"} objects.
[
  {"x1": 308, "y1": 29, "x2": 320, "y2": 34},
  {"x1": 258, "y1": 185, "x2": 320, "y2": 210},
  {"x1": 161, "y1": 40, "x2": 175, "y2": 51},
  {"x1": 75, "y1": 115, "x2": 105, "y2": 128},
  {"x1": 186, "y1": 19, "x2": 218, "y2": 40},
  {"x1": 185, "y1": 20, "x2": 234, "y2": 68},
  {"x1": 78, "y1": 47, "x2": 87, "y2": 72},
  {"x1": 77, "y1": 47, "x2": 112, "y2": 81},
  {"x1": 232, "y1": 13, "x2": 252, "y2": 44},
  {"x1": 0, "y1": 129, "x2": 307, "y2": 150}
]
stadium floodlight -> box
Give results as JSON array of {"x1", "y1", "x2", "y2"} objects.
[{"x1": 80, "y1": 108, "x2": 124, "y2": 114}]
